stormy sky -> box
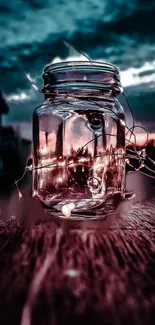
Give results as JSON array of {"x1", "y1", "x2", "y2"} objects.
[{"x1": 0, "y1": 0, "x2": 155, "y2": 131}]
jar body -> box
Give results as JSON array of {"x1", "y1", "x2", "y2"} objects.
[{"x1": 32, "y1": 94, "x2": 126, "y2": 219}]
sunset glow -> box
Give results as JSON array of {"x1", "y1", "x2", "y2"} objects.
[{"x1": 126, "y1": 133, "x2": 155, "y2": 147}]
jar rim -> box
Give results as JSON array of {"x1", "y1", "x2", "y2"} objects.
[
  {"x1": 44, "y1": 60, "x2": 119, "y2": 74},
  {"x1": 42, "y1": 60, "x2": 121, "y2": 95}
]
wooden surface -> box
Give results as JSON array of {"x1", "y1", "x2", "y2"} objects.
[{"x1": 0, "y1": 196, "x2": 155, "y2": 325}]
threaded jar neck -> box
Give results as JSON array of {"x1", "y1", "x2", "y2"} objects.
[{"x1": 42, "y1": 61, "x2": 122, "y2": 97}]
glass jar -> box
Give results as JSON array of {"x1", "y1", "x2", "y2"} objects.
[{"x1": 32, "y1": 61, "x2": 126, "y2": 219}]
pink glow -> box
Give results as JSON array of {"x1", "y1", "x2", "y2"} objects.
[{"x1": 126, "y1": 133, "x2": 155, "y2": 147}]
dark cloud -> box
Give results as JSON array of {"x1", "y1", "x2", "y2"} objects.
[
  {"x1": 137, "y1": 70, "x2": 155, "y2": 78},
  {"x1": 125, "y1": 88, "x2": 155, "y2": 125},
  {"x1": 0, "y1": 0, "x2": 155, "y2": 128},
  {"x1": 102, "y1": 10, "x2": 155, "y2": 37}
]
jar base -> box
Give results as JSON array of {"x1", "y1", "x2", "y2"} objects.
[
  {"x1": 39, "y1": 192, "x2": 130, "y2": 221},
  {"x1": 40, "y1": 192, "x2": 134, "y2": 231}
]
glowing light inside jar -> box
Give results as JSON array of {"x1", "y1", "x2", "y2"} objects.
[
  {"x1": 62, "y1": 203, "x2": 75, "y2": 217},
  {"x1": 40, "y1": 147, "x2": 49, "y2": 155}
]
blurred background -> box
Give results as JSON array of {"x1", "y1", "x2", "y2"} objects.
[{"x1": 0, "y1": 0, "x2": 155, "y2": 210}]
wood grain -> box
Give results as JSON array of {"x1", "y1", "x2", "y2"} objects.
[{"x1": 0, "y1": 196, "x2": 155, "y2": 325}]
